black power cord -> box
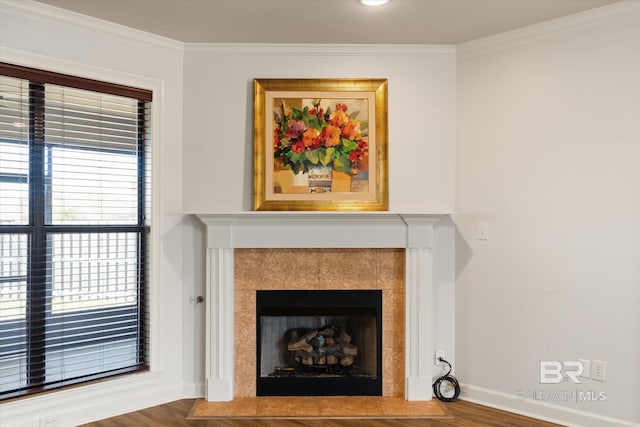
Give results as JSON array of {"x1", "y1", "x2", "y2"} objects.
[{"x1": 432, "y1": 357, "x2": 461, "y2": 402}]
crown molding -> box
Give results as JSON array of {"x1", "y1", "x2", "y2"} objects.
[
  {"x1": 0, "y1": 0, "x2": 184, "y2": 52},
  {"x1": 184, "y1": 43, "x2": 456, "y2": 58},
  {"x1": 457, "y1": 0, "x2": 640, "y2": 59}
]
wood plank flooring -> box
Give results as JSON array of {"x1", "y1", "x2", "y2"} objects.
[{"x1": 81, "y1": 398, "x2": 562, "y2": 426}]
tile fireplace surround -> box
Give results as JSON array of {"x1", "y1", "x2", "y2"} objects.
[{"x1": 196, "y1": 212, "x2": 454, "y2": 402}]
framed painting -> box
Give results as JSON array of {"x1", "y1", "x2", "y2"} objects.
[{"x1": 253, "y1": 78, "x2": 388, "y2": 211}]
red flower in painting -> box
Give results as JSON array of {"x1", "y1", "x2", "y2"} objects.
[
  {"x1": 349, "y1": 149, "x2": 365, "y2": 162},
  {"x1": 308, "y1": 107, "x2": 324, "y2": 117},
  {"x1": 291, "y1": 141, "x2": 306, "y2": 154},
  {"x1": 273, "y1": 128, "x2": 281, "y2": 150}
]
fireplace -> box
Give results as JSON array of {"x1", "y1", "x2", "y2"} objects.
[
  {"x1": 256, "y1": 290, "x2": 382, "y2": 396},
  {"x1": 196, "y1": 212, "x2": 454, "y2": 402}
]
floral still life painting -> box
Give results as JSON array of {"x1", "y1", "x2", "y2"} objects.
[{"x1": 253, "y1": 79, "x2": 388, "y2": 211}]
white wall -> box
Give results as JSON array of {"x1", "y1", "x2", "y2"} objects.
[
  {"x1": 182, "y1": 44, "x2": 457, "y2": 213},
  {"x1": 0, "y1": 1, "x2": 192, "y2": 426},
  {"x1": 456, "y1": 2, "x2": 640, "y2": 425}
]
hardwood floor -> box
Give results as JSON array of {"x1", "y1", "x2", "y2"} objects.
[{"x1": 81, "y1": 399, "x2": 562, "y2": 426}]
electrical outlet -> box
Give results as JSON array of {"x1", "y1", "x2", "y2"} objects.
[
  {"x1": 578, "y1": 358, "x2": 590, "y2": 379},
  {"x1": 477, "y1": 222, "x2": 489, "y2": 240},
  {"x1": 39, "y1": 416, "x2": 59, "y2": 427},
  {"x1": 435, "y1": 350, "x2": 445, "y2": 365},
  {"x1": 591, "y1": 360, "x2": 606, "y2": 382}
]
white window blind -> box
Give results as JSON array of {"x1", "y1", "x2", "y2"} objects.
[{"x1": 0, "y1": 63, "x2": 151, "y2": 399}]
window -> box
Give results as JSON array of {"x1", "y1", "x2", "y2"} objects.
[{"x1": 0, "y1": 63, "x2": 151, "y2": 399}]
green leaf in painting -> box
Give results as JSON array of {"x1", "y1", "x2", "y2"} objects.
[
  {"x1": 319, "y1": 147, "x2": 335, "y2": 166},
  {"x1": 291, "y1": 162, "x2": 302, "y2": 175},
  {"x1": 287, "y1": 151, "x2": 302, "y2": 164},
  {"x1": 307, "y1": 116, "x2": 320, "y2": 129},
  {"x1": 341, "y1": 138, "x2": 357, "y2": 151},
  {"x1": 333, "y1": 154, "x2": 352, "y2": 174},
  {"x1": 306, "y1": 149, "x2": 319, "y2": 165}
]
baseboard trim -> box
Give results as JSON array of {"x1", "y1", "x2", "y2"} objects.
[
  {"x1": 0, "y1": 372, "x2": 183, "y2": 427},
  {"x1": 182, "y1": 382, "x2": 206, "y2": 399},
  {"x1": 460, "y1": 384, "x2": 639, "y2": 427}
]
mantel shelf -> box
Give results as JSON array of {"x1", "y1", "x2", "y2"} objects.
[
  {"x1": 192, "y1": 212, "x2": 455, "y2": 220},
  {"x1": 194, "y1": 212, "x2": 452, "y2": 249}
]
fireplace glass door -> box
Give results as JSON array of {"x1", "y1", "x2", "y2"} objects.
[{"x1": 256, "y1": 290, "x2": 382, "y2": 396}]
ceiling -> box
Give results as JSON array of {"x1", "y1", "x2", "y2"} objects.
[{"x1": 34, "y1": 0, "x2": 620, "y2": 45}]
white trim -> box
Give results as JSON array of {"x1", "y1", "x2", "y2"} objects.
[
  {"x1": 184, "y1": 43, "x2": 456, "y2": 57},
  {"x1": 182, "y1": 381, "x2": 206, "y2": 399},
  {"x1": 0, "y1": 0, "x2": 184, "y2": 52},
  {"x1": 0, "y1": 47, "x2": 162, "y2": 94},
  {"x1": 404, "y1": 247, "x2": 434, "y2": 400},
  {"x1": 201, "y1": 213, "x2": 416, "y2": 249},
  {"x1": 457, "y1": 0, "x2": 640, "y2": 59},
  {"x1": 0, "y1": 372, "x2": 183, "y2": 427},
  {"x1": 461, "y1": 384, "x2": 640, "y2": 427},
  {"x1": 205, "y1": 248, "x2": 235, "y2": 401}
]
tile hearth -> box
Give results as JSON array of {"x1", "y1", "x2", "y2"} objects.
[{"x1": 188, "y1": 396, "x2": 450, "y2": 419}]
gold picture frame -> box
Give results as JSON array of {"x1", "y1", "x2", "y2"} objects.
[{"x1": 253, "y1": 78, "x2": 388, "y2": 211}]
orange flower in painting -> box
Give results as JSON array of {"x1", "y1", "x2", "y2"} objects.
[
  {"x1": 320, "y1": 125, "x2": 341, "y2": 147},
  {"x1": 329, "y1": 109, "x2": 349, "y2": 127},
  {"x1": 302, "y1": 128, "x2": 320, "y2": 148},
  {"x1": 341, "y1": 119, "x2": 361, "y2": 140}
]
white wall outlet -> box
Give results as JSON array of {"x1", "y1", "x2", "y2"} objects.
[
  {"x1": 477, "y1": 222, "x2": 489, "y2": 240},
  {"x1": 39, "y1": 416, "x2": 59, "y2": 427},
  {"x1": 591, "y1": 360, "x2": 606, "y2": 381},
  {"x1": 435, "y1": 350, "x2": 445, "y2": 365},
  {"x1": 578, "y1": 358, "x2": 590, "y2": 379}
]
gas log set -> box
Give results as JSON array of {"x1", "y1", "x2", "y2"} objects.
[{"x1": 287, "y1": 325, "x2": 358, "y2": 368}]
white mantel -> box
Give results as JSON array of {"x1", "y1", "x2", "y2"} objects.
[{"x1": 196, "y1": 212, "x2": 454, "y2": 401}]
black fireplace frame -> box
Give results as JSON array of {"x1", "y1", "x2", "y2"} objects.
[{"x1": 256, "y1": 289, "x2": 383, "y2": 396}]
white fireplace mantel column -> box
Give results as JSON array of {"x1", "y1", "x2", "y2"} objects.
[
  {"x1": 196, "y1": 212, "x2": 451, "y2": 402},
  {"x1": 403, "y1": 215, "x2": 438, "y2": 401}
]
